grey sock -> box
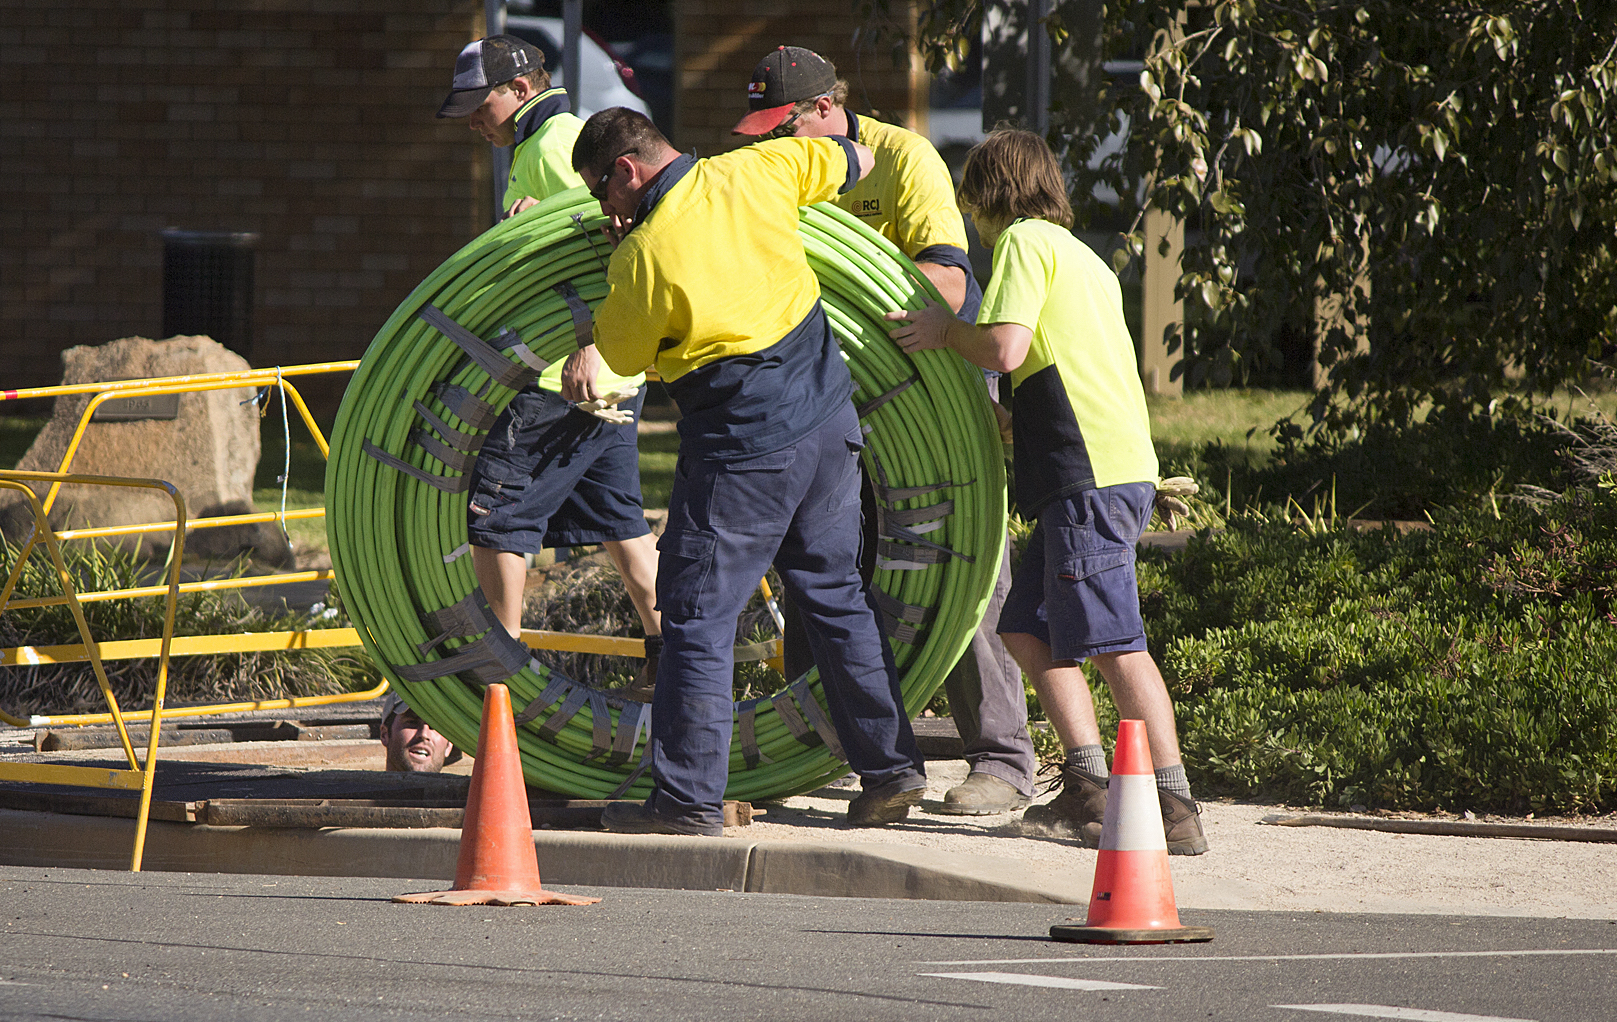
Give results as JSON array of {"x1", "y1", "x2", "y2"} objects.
[
  {"x1": 1065, "y1": 744, "x2": 1109, "y2": 778},
  {"x1": 1155, "y1": 764, "x2": 1191, "y2": 798}
]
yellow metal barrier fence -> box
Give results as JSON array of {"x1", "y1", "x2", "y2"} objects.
[
  {"x1": 0, "y1": 363, "x2": 776, "y2": 840},
  {"x1": 0, "y1": 470, "x2": 186, "y2": 870},
  {"x1": 0, "y1": 362, "x2": 395, "y2": 731}
]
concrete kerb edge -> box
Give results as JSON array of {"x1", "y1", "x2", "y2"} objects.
[{"x1": 0, "y1": 809, "x2": 1084, "y2": 904}]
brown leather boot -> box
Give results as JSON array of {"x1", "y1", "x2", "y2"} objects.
[
  {"x1": 1159, "y1": 788, "x2": 1210, "y2": 855},
  {"x1": 1020, "y1": 763, "x2": 1108, "y2": 846}
]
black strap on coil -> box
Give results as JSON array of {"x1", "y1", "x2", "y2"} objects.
[
  {"x1": 433, "y1": 383, "x2": 499, "y2": 432},
  {"x1": 578, "y1": 688, "x2": 613, "y2": 762},
  {"x1": 415, "y1": 591, "x2": 498, "y2": 656},
  {"x1": 413, "y1": 400, "x2": 486, "y2": 455},
  {"x1": 881, "y1": 534, "x2": 972, "y2": 565},
  {"x1": 498, "y1": 327, "x2": 548, "y2": 373},
  {"x1": 771, "y1": 685, "x2": 821, "y2": 750},
  {"x1": 553, "y1": 282, "x2": 595, "y2": 350},
  {"x1": 418, "y1": 305, "x2": 538, "y2": 392},
  {"x1": 736, "y1": 697, "x2": 774, "y2": 770},
  {"x1": 877, "y1": 499, "x2": 954, "y2": 534},
  {"x1": 608, "y1": 744, "x2": 653, "y2": 799},
  {"x1": 607, "y1": 701, "x2": 650, "y2": 766},
  {"x1": 855, "y1": 374, "x2": 919, "y2": 419},
  {"x1": 392, "y1": 589, "x2": 530, "y2": 685},
  {"x1": 873, "y1": 589, "x2": 934, "y2": 645},
  {"x1": 362, "y1": 440, "x2": 470, "y2": 494},
  {"x1": 536, "y1": 685, "x2": 590, "y2": 742},
  {"x1": 392, "y1": 635, "x2": 529, "y2": 685},
  {"x1": 770, "y1": 680, "x2": 847, "y2": 762},
  {"x1": 513, "y1": 671, "x2": 572, "y2": 726},
  {"x1": 868, "y1": 450, "x2": 959, "y2": 504},
  {"x1": 408, "y1": 427, "x2": 476, "y2": 474},
  {"x1": 789, "y1": 678, "x2": 848, "y2": 762}
]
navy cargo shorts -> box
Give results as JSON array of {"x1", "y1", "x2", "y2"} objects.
[
  {"x1": 465, "y1": 385, "x2": 650, "y2": 554},
  {"x1": 998, "y1": 481, "x2": 1156, "y2": 662}
]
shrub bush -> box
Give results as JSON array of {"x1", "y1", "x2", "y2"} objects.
[
  {"x1": 1139, "y1": 487, "x2": 1617, "y2": 812},
  {"x1": 1165, "y1": 404, "x2": 1579, "y2": 522},
  {"x1": 0, "y1": 541, "x2": 377, "y2": 716}
]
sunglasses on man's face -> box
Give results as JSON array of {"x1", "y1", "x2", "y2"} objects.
[
  {"x1": 589, "y1": 151, "x2": 634, "y2": 203},
  {"x1": 589, "y1": 163, "x2": 616, "y2": 203}
]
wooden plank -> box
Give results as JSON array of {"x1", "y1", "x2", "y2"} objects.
[
  {"x1": 199, "y1": 798, "x2": 753, "y2": 830},
  {"x1": 36, "y1": 721, "x2": 375, "y2": 751},
  {"x1": 1260, "y1": 813, "x2": 1617, "y2": 844},
  {"x1": 0, "y1": 788, "x2": 198, "y2": 822}
]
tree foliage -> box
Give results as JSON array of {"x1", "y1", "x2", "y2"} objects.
[{"x1": 864, "y1": 1, "x2": 1617, "y2": 434}]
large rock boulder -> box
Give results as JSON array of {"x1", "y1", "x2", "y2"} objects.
[{"x1": 0, "y1": 335, "x2": 294, "y2": 567}]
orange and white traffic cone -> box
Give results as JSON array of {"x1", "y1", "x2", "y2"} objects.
[
  {"x1": 1049, "y1": 719, "x2": 1211, "y2": 944},
  {"x1": 395, "y1": 683, "x2": 600, "y2": 907}
]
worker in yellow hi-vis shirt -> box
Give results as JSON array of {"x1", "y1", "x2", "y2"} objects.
[
  {"x1": 436, "y1": 37, "x2": 661, "y2": 694},
  {"x1": 572, "y1": 107, "x2": 927, "y2": 836},
  {"x1": 734, "y1": 46, "x2": 1036, "y2": 817}
]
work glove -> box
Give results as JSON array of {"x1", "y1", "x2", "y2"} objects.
[
  {"x1": 574, "y1": 387, "x2": 640, "y2": 425},
  {"x1": 1154, "y1": 476, "x2": 1199, "y2": 530}
]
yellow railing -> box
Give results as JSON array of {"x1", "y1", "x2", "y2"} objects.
[
  {"x1": 0, "y1": 361, "x2": 782, "y2": 775},
  {"x1": 0, "y1": 470, "x2": 186, "y2": 870},
  {"x1": 0, "y1": 362, "x2": 394, "y2": 732}
]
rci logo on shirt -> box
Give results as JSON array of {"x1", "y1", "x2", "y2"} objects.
[{"x1": 852, "y1": 198, "x2": 882, "y2": 215}]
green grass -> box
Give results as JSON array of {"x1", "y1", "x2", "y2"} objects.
[
  {"x1": 255, "y1": 424, "x2": 333, "y2": 562},
  {"x1": 1147, "y1": 388, "x2": 1313, "y2": 470},
  {"x1": 0, "y1": 416, "x2": 47, "y2": 470}
]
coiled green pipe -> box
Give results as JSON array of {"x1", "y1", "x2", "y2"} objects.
[{"x1": 327, "y1": 186, "x2": 1005, "y2": 800}]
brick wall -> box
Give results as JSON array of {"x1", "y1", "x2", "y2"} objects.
[
  {"x1": 672, "y1": 0, "x2": 926, "y2": 157},
  {"x1": 0, "y1": 1, "x2": 490, "y2": 417}
]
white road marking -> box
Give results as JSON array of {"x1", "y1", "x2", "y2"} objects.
[
  {"x1": 920, "y1": 948, "x2": 1617, "y2": 966},
  {"x1": 1272, "y1": 1005, "x2": 1534, "y2": 1022},
  {"x1": 921, "y1": 971, "x2": 1157, "y2": 991}
]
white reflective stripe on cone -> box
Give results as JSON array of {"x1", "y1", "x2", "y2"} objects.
[{"x1": 1098, "y1": 773, "x2": 1167, "y2": 851}]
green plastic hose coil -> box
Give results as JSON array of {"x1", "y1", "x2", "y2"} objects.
[{"x1": 326, "y1": 186, "x2": 1005, "y2": 801}]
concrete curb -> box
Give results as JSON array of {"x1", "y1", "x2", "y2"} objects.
[{"x1": 0, "y1": 809, "x2": 1085, "y2": 904}]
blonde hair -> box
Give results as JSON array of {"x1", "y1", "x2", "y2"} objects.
[
  {"x1": 491, "y1": 68, "x2": 551, "y2": 96},
  {"x1": 785, "y1": 78, "x2": 850, "y2": 121},
  {"x1": 957, "y1": 129, "x2": 1074, "y2": 230}
]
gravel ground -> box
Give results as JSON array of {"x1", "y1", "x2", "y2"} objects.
[
  {"x1": 5, "y1": 726, "x2": 1612, "y2": 919},
  {"x1": 738, "y1": 760, "x2": 1617, "y2": 919}
]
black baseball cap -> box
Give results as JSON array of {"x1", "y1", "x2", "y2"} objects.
[
  {"x1": 732, "y1": 46, "x2": 837, "y2": 135},
  {"x1": 437, "y1": 35, "x2": 545, "y2": 118}
]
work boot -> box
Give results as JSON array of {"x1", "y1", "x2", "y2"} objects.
[
  {"x1": 600, "y1": 799, "x2": 720, "y2": 837},
  {"x1": 846, "y1": 776, "x2": 926, "y2": 826},
  {"x1": 1160, "y1": 788, "x2": 1210, "y2": 855},
  {"x1": 936, "y1": 771, "x2": 1032, "y2": 816},
  {"x1": 1020, "y1": 762, "x2": 1108, "y2": 846}
]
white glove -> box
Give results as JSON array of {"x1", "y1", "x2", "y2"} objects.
[
  {"x1": 574, "y1": 387, "x2": 640, "y2": 424},
  {"x1": 1154, "y1": 476, "x2": 1199, "y2": 529}
]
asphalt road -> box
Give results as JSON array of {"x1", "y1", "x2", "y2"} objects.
[{"x1": 1, "y1": 866, "x2": 1613, "y2": 1022}]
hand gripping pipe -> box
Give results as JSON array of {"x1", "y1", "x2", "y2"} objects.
[{"x1": 326, "y1": 188, "x2": 1006, "y2": 801}]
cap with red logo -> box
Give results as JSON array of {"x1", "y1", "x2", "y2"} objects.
[{"x1": 732, "y1": 46, "x2": 837, "y2": 135}]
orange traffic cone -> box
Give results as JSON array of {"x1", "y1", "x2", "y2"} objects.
[
  {"x1": 1049, "y1": 720, "x2": 1211, "y2": 944},
  {"x1": 395, "y1": 683, "x2": 600, "y2": 907}
]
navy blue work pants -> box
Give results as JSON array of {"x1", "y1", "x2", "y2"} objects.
[{"x1": 646, "y1": 403, "x2": 926, "y2": 830}]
